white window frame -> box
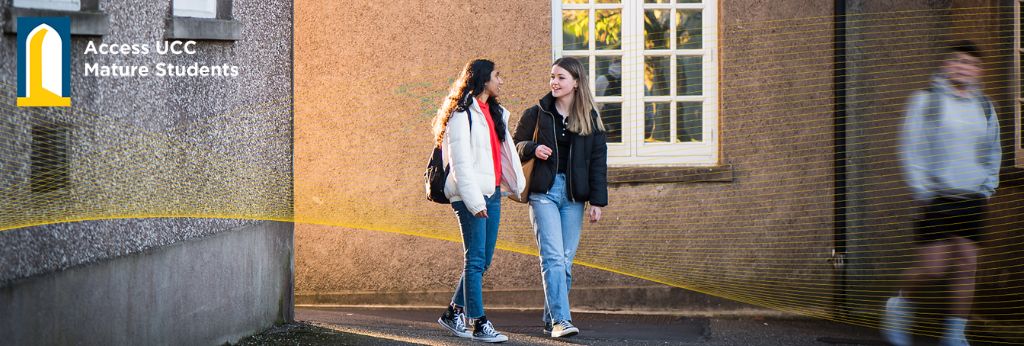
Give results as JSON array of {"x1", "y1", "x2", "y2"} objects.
[
  {"x1": 13, "y1": 0, "x2": 79, "y2": 11},
  {"x1": 552, "y1": 0, "x2": 719, "y2": 167},
  {"x1": 174, "y1": 0, "x2": 217, "y2": 19},
  {"x1": 1016, "y1": 0, "x2": 1023, "y2": 168}
]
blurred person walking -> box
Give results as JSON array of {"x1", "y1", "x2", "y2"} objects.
[{"x1": 883, "y1": 41, "x2": 1001, "y2": 346}]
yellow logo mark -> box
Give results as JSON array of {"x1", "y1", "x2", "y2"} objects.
[{"x1": 18, "y1": 25, "x2": 71, "y2": 107}]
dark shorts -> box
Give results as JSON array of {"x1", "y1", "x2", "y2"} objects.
[{"x1": 915, "y1": 197, "x2": 987, "y2": 243}]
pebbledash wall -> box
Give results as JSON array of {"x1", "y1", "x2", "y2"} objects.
[
  {"x1": 0, "y1": 0, "x2": 293, "y2": 345},
  {"x1": 295, "y1": 0, "x2": 837, "y2": 314},
  {"x1": 295, "y1": 0, "x2": 1022, "y2": 332}
]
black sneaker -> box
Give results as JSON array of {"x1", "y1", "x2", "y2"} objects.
[
  {"x1": 551, "y1": 320, "x2": 579, "y2": 338},
  {"x1": 438, "y1": 309, "x2": 471, "y2": 338},
  {"x1": 543, "y1": 321, "x2": 552, "y2": 335},
  {"x1": 473, "y1": 320, "x2": 509, "y2": 343}
]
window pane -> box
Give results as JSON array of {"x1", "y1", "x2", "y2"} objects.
[
  {"x1": 565, "y1": 55, "x2": 590, "y2": 75},
  {"x1": 645, "y1": 102, "x2": 671, "y2": 142},
  {"x1": 174, "y1": 0, "x2": 217, "y2": 18},
  {"x1": 645, "y1": 0, "x2": 670, "y2": 3},
  {"x1": 644, "y1": 9, "x2": 671, "y2": 50},
  {"x1": 677, "y1": 10, "x2": 703, "y2": 49},
  {"x1": 596, "y1": 0, "x2": 620, "y2": 3},
  {"x1": 677, "y1": 102, "x2": 703, "y2": 142},
  {"x1": 677, "y1": 56, "x2": 702, "y2": 96},
  {"x1": 599, "y1": 103, "x2": 623, "y2": 143},
  {"x1": 595, "y1": 9, "x2": 622, "y2": 50},
  {"x1": 562, "y1": 10, "x2": 590, "y2": 50},
  {"x1": 595, "y1": 56, "x2": 622, "y2": 97},
  {"x1": 14, "y1": 0, "x2": 79, "y2": 11},
  {"x1": 677, "y1": 0, "x2": 701, "y2": 3},
  {"x1": 563, "y1": 0, "x2": 587, "y2": 3},
  {"x1": 644, "y1": 56, "x2": 670, "y2": 96}
]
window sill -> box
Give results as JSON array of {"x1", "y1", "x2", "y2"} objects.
[
  {"x1": 3, "y1": 6, "x2": 108, "y2": 36},
  {"x1": 165, "y1": 16, "x2": 240, "y2": 41},
  {"x1": 608, "y1": 165, "x2": 734, "y2": 184}
]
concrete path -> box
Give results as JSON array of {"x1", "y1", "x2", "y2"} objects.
[{"x1": 294, "y1": 307, "x2": 893, "y2": 345}]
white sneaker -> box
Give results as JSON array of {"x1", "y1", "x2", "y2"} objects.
[
  {"x1": 472, "y1": 320, "x2": 509, "y2": 343},
  {"x1": 551, "y1": 320, "x2": 579, "y2": 338},
  {"x1": 939, "y1": 317, "x2": 970, "y2": 346},
  {"x1": 881, "y1": 296, "x2": 912, "y2": 346},
  {"x1": 438, "y1": 310, "x2": 471, "y2": 338}
]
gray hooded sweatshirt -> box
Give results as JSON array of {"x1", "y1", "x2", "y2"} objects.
[{"x1": 901, "y1": 75, "x2": 1001, "y2": 201}]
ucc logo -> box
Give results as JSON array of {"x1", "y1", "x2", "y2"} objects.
[{"x1": 17, "y1": 17, "x2": 71, "y2": 107}]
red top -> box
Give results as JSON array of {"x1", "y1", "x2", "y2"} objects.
[{"x1": 478, "y1": 100, "x2": 502, "y2": 186}]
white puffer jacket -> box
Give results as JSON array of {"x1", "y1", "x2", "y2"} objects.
[{"x1": 442, "y1": 100, "x2": 526, "y2": 215}]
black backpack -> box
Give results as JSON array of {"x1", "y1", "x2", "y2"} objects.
[{"x1": 425, "y1": 109, "x2": 471, "y2": 204}]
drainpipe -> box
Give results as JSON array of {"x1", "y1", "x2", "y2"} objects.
[{"x1": 831, "y1": 0, "x2": 850, "y2": 320}]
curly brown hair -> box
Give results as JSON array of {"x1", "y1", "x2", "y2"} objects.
[{"x1": 431, "y1": 59, "x2": 505, "y2": 147}]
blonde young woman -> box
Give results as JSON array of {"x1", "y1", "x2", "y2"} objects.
[
  {"x1": 512, "y1": 57, "x2": 608, "y2": 338},
  {"x1": 432, "y1": 59, "x2": 526, "y2": 343}
]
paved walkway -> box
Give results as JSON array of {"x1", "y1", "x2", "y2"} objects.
[{"x1": 291, "y1": 307, "x2": 893, "y2": 345}]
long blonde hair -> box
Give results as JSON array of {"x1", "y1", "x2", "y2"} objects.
[{"x1": 554, "y1": 57, "x2": 605, "y2": 136}]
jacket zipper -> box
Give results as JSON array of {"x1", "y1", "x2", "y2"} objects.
[
  {"x1": 539, "y1": 105, "x2": 558, "y2": 192},
  {"x1": 544, "y1": 104, "x2": 575, "y2": 202},
  {"x1": 567, "y1": 136, "x2": 575, "y2": 202}
]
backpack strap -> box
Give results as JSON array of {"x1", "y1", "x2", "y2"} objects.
[
  {"x1": 925, "y1": 87, "x2": 941, "y2": 143},
  {"x1": 922, "y1": 87, "x2": 942, "y2": 177},
  {"x1": 460, "y1": 95, "x2": 473, "y2": 135},
  {"x1": 925, "y1": 86, "x2": 940, "y2": 121},
  {"x1": 979, "y1": 95, "x2": 995, "y2": 124}
]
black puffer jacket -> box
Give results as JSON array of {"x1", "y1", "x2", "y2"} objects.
[{"x1": 513, "y1": 93, "x2": 608, "y2": 207}]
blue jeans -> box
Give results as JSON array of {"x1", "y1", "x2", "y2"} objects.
[
  {"x1": 529, "y1": 174, "x2": 585, "y2": 323},
  {"x1": 451, "y1": 187, "x2": 502, "y2": 319}
]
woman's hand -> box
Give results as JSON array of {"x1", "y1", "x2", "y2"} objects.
[
  {"x1": 475, "y1": 210, "x2": 489, "y2": 218},
  {"x1": 535, "y1": 145, "x2": 553, "y2": 160},
  {"x1": 588, "y1": 206, "x2": 602, "y2": 223}
]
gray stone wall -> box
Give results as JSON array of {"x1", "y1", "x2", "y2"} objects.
[
  {"x1": 0, "y1": 222, "x2": 294, "y2": 346},
  {"x1": 0, "y1": 0, "x2": 294, "y2": 343},
  {"x1": 0, "y1": 0, "x2": 292, "y2": 285}
]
